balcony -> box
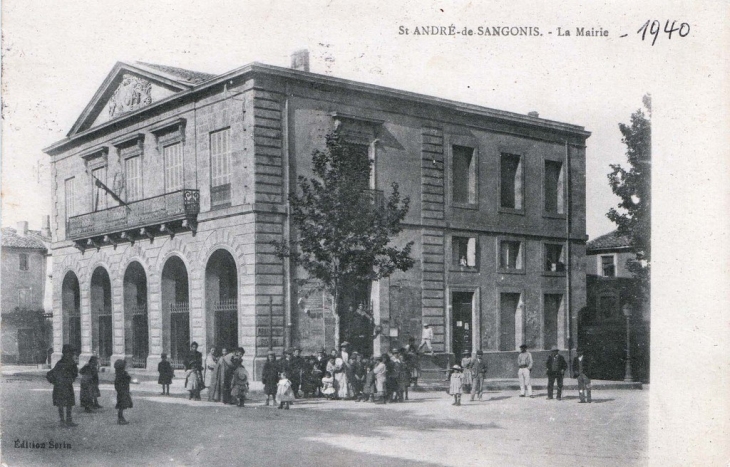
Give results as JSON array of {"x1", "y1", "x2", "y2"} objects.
[{"x1": 67, "y1": 189, "x2": 200, "y2": 251}]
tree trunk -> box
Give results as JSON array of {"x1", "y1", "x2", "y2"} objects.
[{"x1": 332, "y1": 288, "x2": 340, "y2": 349}]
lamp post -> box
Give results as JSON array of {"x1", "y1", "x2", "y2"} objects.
[{"x1": 622, "y1": 303, "x2": 633, "y2": 382}]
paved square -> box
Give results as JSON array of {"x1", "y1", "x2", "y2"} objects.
[{"x1": 2, "y1": 377, "x2": 647, "y2": 466}]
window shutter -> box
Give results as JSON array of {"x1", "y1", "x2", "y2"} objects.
[
  {"x1": 514, "y1": 157, "x2": 523, "y2": 209},
  {"x1": 516, "y1": 242, "x2": 524, "y2": 269},
  {"x1": 467, "y1": 238, "x2": 476, "y2": 267},
  {"x1": 557, "y1": 162, "x2": 565, "y2": 214}
]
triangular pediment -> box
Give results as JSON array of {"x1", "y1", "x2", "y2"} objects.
[{"x1": 68, "y1": 61, "x2": 217, "y2": 137}]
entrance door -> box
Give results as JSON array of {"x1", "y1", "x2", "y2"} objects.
[
  {"x1": 452, "y1": 292, "x2": 473, "y2": 358},
  {"x1": 17, "y1": 329, "x2": 35, "y2": 364},
  {"x1": 99, "y1": 315, "x2": 113, "y2": 362},
  {"x1": 132, "y1": 314, "x2": 149, "y2": 365},
  {"x1": 170, "y1": 312, "x2": 190, "y2": 364}
]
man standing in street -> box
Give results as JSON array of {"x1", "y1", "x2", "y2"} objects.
[
  {"x1": 546, "y1": 346, "x2": 567, "y2": 400},
  {"x1": 470, "y1": 350, "x2": 487, "y2": 401},
  {"x1": 572, "y1": 348, "x2": 592, "y2": 403},
  {"x1": 418, "y1": 324, "x2": 435, "y2": 356},
  {"x1": 517, "y1": 344, "x2": 533, "y2": 398}
]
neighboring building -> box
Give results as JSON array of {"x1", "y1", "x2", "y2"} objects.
[
  {"x1": 1, "y1": 219, "x2": 53, "y2": 364},
  {"x1": 581, "y1": 230, "x2": 650, "y2": 382},
  {"x1": 44, "y1": 52, "x2": 590, "y2": 378}
]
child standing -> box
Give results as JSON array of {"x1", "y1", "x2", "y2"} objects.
[
  {"x1": 79, "y1": 356, "x2": 98, "y2": 413},
  {"x1": 262, "y1": 351, "x2": 279, "y2": 406},
  {"x1": 276, "y1": 371, "x2": 296, "y2": 410},
  {"x1": 114, "y1": 359, "x2": 133, "y2": 425},
  {"x1": 230, "y1": 359, "x2": 249, "y2": 408},
  {"x1": 373, "y1": 356, "x2": 387, "y2": 404},
  {"x1": 363, "y1": 362, "x2": 376, "y2": 402},
  {"x1": 49, "y1": 344, "x2": 78, "y2": 427},
  {"x1": 448, "y1": 365, "x2": 464, "y2": 406},
  {"x1": 157, "y1": 353, "x2": 174, "y2": 395},
  {"x1": 321, "y1": 371, "x2": 336, "y2": 398}
]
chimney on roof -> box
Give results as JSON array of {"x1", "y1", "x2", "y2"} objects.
[
  {"x1": 41, "y1": 215, "x2": 51, "y2": 238},
  {"x1": 291, "y1": 49, "x2": 310, "y2": 73},
  {"x1": 17, "y1": 221, "x2": 28, "y2": 236},
  {"x1": 527, "y1": 111, "x2": 540, "y2": 118}
]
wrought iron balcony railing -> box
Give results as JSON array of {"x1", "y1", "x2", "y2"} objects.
[{"x1": 67, "y1": 189, "x2": 200, "y2": 249}]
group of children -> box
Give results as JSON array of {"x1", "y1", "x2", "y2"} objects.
[{"x1": 48, "y1": 345, "x2": 133, "y2": 426}]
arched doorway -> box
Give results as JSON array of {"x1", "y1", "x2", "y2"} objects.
[
  {"x1": 90, "y1": 267, "x2": 113, "y2": 366},
  {"x1": 123, "y1": 262, "x2": 148, "y2": 368},
  {"x1": 161, "y1": 256, "x2": 189, "y2": 368},
  {"x1": 62, "y1": 271, "x2": 81, "y2": 354},
  {"x1": 205, "y1": 250, "x2": 238, "y2": 351}
]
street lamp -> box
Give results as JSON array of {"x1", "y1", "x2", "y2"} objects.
[{"x1": 622, "y1": 303, "x2": 633, "y2": 382}]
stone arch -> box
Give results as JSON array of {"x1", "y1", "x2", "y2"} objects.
[
  {"x1": 160, "y1": 254, "x2": 191, "y2": 366},
  {"x1": 205, "y1": 248, "x2": 239, "y2": 352}
]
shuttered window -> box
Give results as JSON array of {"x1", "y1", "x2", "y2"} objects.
[{"x1": 164, "y1": 142, "x2": 183, "y2": 192}]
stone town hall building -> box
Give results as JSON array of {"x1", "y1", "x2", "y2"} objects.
[{"x1": 45, "y1": 52, "x2": 590, "y2": 378}]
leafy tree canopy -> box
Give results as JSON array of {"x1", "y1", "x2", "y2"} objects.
[{"x1": 607, "y1": 94, "x2": 651, "y2": 296}]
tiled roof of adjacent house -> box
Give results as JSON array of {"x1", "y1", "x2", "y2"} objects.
[
  {"x1": 134, "y1": 62, "x2": 217, "y2": 84},
  {"x1": 1, "y1": 227, "x2": 49, "y2": 250},
  {"x1": 587, "y1": 230, "x2": 632, "y2": 252}
]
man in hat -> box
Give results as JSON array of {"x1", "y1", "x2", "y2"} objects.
[
  {"x1": 517, "y1": 344, "x2": 533, "y2": 398},
  {"x1": 470, "y1": 350, "x2": 488, "y2": 401},
  {"x1": 290, "y1": 348, "x2": 304, "y2": 398},
  {"x1": 418, "y1": 324, "x2": 435, "y2": 356},
  {"x1": 545, "y1": 346, "x2": 567, "y2": 400},
  {"x1": 572, "y1": 348, "x2": 592, "y2": 403}
]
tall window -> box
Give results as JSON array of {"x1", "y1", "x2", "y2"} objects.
[
  {"x1": 19, "y1": 253, "x2": 29, "y2": 271},
  {"x1": 125, "y1": 156, "x2": 142, "y2": 202},
  {"x1": 91, "y1": 166, "x2": 108, "y2": 211},
  {"x1": 452, "y1": 145, "x2": 476, "y2": 204},
  {"x1": 164, "y1": 143, "x2": 183, "y2": 192},
  {"x1": 499, "y1": 240, "x2": 524, "y2": 270},
  {"x1": 601, "y1": 255, "x2": 616, "y2": 277},
  {"x1": 544, "y1": 160, "x2": 565, "y2": 214},
  {"x1": 544, "y1": 243, "x2": 566, "y2": 272},
  {"x1": 210, "y1": 128, "x2": 231, "y2": 208},
  {"x1": 544, "y1": 294, "x2": 563, "y2": 349},
  {"x1": 500, "y1": 154, "x2": 523, "y2": 209},
  {"x1": 452, "y1": 236, "x2": 477, "y2": 268},
  {"x1": 65, "y1": 177, "x2": 75, "y2": 220}
]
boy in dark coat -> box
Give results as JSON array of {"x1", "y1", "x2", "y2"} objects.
[
  {"x1": 50, "y1": 344, "x2": 78, "y2": 427},
  {"x1": 262, "y1": 351, "x2": 279, "y2": 406},
  {"x1": 572, "y1": 348, "x2": 592, "y2": 403},
  {"x1": 157, "y1": 353, "x2": 174, "y2": 395},
  {"x1": 114, "y1": 359, "x2": 133, "y2": 425},
  {"x1": 79, "y1": 356, "x2": 99, "y2": 412}
]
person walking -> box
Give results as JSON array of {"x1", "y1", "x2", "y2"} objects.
[
  {"x1": 546, "y1": 346, "x2": 567, "y2": 400},
  {"x1": 49, "y1": 344, "x2": 78, "y2": 427},
  {"x1": 470, "y1": 350, "x2": 487, "y2": 401},
  {"x1": 460, "y1": 351, "x2": 473, "y2": 394},
  {"x1": 418, "y1": 324, "x2": 435, "y2": 356},
  {"x1": 517, "y1": 344, "x2": 533, "y2": 398},
  {"x1": 572, "y1": 348, "x2": 592, "y2": 403},
  {"x1": 448, "y1": 365, "x2": 464, "y2": 406}
]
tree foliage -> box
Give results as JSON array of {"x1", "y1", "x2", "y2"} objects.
[
  {"x1": 607, "y1": 94, "x2": 651, "y2": 296},
  {"x1": 274, "y1": 132, "x2": 415, "y2": 344}
]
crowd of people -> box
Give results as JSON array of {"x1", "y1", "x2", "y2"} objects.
[{"x1": 46, "y1": 337, "x2": 593, "y2": 427}]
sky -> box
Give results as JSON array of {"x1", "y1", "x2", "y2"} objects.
[{"x1": 0, "y1": 0, "x2": 690, "y2": 239}]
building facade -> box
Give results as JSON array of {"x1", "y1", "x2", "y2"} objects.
[
  {"x1": 45, "y1": 54, "x2": 589, "y2": 377},
  {"x1": 1, "y1": 220, "x2": 53, "y2": 364},
  {"x1": 581, "y1": 230, "x2": 650, "y2": 382}
]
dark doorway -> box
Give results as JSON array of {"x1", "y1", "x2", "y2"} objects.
[
  {"x1": 17, "y1": 329, "x2": 35, "y2": 364},
  {"x1": 205, "y1": 250, "x2": 238, "y2": 351},
  {"x1": 124, "y1": 262, "x2": 148, "y2": 367},
  {"x1": 452, "y1": 292, "x2": 474, "y2": 358},
  {"x1": 91, "y1": 267, "x2": 113, "y2": 365},
  {"x1": 62, "y1": 272, "x2": 82, "y2": 354},
  {"x1": 162, "y1": 256, "x2": 189, "y2": 368}
]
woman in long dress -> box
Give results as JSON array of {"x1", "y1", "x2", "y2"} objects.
[
  {"x1": 334, "y1": 354, "x2": 349, "y2": 399},
  {"x1": 204, "y1": 347, "x2": 218, "y2": 391}
]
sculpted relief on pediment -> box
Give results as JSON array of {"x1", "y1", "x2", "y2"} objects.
[{"x1": 107, "y1": 74, "x2": 153, "y2": 118}]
